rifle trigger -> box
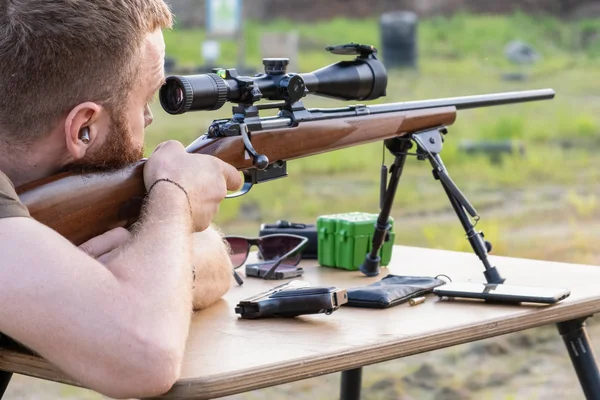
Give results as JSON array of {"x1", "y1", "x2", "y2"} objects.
[{"x1": 226, "y1": 172, "x2": 254, "y2": 198}]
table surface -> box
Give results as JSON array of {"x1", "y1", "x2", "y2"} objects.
[{"x1": 1, "y1": 245, "x2": 600, "y2": 399}]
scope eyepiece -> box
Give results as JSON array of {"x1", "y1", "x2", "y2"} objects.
[
  {"x1": 159, "y1": 76, "x2": 192, "y2": 114},
  {"x1": 160, "y1": 74, "x2": 228, "y2": 115}
]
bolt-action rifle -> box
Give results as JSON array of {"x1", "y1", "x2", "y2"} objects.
[{"x1": 16, "y1": 43, "x2": 555, "y2": 282}]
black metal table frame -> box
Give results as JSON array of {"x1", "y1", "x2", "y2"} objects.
[
  {"x1": 338, "y1": 316, "x2": 600, "y2": 400},
  {"x1": 339, "y1": 130, "x2": 600, "y2": 399},
  {"x1": 0, "y1": 316, "x2": 597, "y2": 399}
]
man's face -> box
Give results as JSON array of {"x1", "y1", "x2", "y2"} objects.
[
  {"x1": 124, "y1": 28, "x2": 167, "y2": 152},
  {"x1": 73, "y1": 29, "x2": 166, "y2": 171}
]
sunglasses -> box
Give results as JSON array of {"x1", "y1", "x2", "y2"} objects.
[{"x1": 224, "y1": 234, "x2": 308, "y2": 284}]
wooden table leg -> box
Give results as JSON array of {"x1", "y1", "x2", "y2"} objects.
[
  {"x1": 340, "y1": 367, "x2": 362, "y2": 400},
  {"x1": 557, "y1": 316, "x2": 600, "y2": 400},
  {"x1": 0, "y1": 371, "x2": 12, "y2": 398}
]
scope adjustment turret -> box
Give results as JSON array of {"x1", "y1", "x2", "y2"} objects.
[{"x1": 263, "y1": 58, "x2": 289, "y2": 75}]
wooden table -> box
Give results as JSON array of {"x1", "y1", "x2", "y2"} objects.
[{"x1": 0, "y1": 245, "x2": 599, "y2": 399}]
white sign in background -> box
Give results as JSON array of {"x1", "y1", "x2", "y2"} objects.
[{"x1": 205, "y1": 0, "x2": 242, "y2": 37}]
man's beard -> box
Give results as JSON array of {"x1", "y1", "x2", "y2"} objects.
[{"x1": 60, "y1": 109, "x2": 144, "y2": 174}]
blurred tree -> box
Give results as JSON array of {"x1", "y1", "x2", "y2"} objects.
[{"x1": 241, "y1": 0, "x2": 597, "y2": 23}]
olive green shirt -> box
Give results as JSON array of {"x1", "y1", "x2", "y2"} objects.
[
  {"x1": 0, "y1": 170, "x2": 30, "y2": 219},
  {"x1": 0, "y1": 170, "x2": 32, "y2": 348}
]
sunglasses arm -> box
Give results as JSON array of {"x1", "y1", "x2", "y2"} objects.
[{"x1": 262, "y1": 257, "x2": 283, "y2": 280}]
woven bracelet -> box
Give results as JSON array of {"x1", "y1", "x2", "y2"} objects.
[{"x1": 147, "y1": 178, "x2": 194, "y2": 217}]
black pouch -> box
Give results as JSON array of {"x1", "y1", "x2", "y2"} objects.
[{"x1": 345, "y1": 275, "x2": 447, "y2": 309}]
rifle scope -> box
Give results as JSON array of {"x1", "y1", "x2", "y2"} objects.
[{"x1": 159, "y1": 43, "x2": 387, "y2": 115}]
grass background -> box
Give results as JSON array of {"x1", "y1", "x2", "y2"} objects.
[{"x1": 144, "y1": 11, "x2": 600, "y2": 265}]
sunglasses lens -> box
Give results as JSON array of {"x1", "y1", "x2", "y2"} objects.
[
  {"x1": 259, "y1": 236, "x2": 305, "y2": 265},
  {"x1": 226, "y1": 237, "x2": 248, "y2": 268}
]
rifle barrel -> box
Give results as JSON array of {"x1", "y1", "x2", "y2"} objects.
[
  {"x1": 214, "y1": 89, "x2": 555, "y2": 132},
  {"x1": 368, "y1": 89, "x2": 555, "y2": 113}
]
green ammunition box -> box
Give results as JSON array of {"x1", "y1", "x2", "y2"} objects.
[{"x1": 317, "y1": 212, "x2": 395, "y2": 270}]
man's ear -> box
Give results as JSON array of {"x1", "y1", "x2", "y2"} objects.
[{"x1": 64, "y1": 102, "x2": 104, "y2": 160}]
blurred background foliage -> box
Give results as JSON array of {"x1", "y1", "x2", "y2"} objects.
[{"x1": 146, "y1": 9, "x2": 600, "y2": 266}]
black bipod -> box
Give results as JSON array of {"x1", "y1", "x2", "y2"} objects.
[
  {"x1": 359, "y1": 137, "x2": 412, "y2": 277},
  {"x1": 359, "y1": 126, "x2": 505, "y2": 284}
]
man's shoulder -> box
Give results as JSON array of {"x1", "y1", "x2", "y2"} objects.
[{"x1": 0, "y1": 170, "x2": 31, "y2": 219}]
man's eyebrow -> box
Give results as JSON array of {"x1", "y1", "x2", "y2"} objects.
[
  {"x1": 154, "y1": 77, "x2": 166, "y2": 93},
  {"x1": 149, "y1": 77, "x2": 166, "y2": 101}
]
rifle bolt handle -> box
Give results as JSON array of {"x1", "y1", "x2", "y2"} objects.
[{"x1": 254, "y1": 154, "x2": 269, "y2": 170}]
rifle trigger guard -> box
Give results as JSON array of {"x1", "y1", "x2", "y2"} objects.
[{"x1": 225, "y1": 171, "x2": 254, "y2": 198}]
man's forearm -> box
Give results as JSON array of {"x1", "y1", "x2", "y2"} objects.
[
  {"x1": 95, "y1": 220, "x2": 232, "y2": 311},
  {"x1": 0, "y1": 183, "x2": 197, "y2": 398},
  {"x1": 106, "y1": 182, "x2": 195, "y2": 361},
  {"x1": 191, "y1": 225, "x2": 233, "y2": 310}
]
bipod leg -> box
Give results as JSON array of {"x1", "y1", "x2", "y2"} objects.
[
  {"x1": 359, "y1": 137, "x2": 412, "y2": 277},
  {"x1": 413, "y1": 128, "x2": 505, "y2": 284}
]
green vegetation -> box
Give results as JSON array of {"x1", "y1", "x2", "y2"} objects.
[
  {"x1": 163, "y1": 11, "x2": 600, "y2": 68},
  {"x1": 147, "y1": 12, "x2": 600, "y2": 264}
]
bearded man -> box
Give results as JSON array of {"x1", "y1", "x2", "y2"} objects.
[{"x1": 0, "y1": 1, "x2": 242, "y2": 398}]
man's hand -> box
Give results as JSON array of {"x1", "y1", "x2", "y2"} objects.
[
  {"x1": 143, "y1": 140, "x2": 243, "y2": 232},
  {"x1": 191, "y1": 226, "x2": 234, "y2": 310},
  {"x1": 79, "y1": 227, "x2": 132, "y2": 264},
  {"x1": 79, "y1": 226, "x2": 232, "y2": 310},
  {"x1": 79, "y1": 225, "x2": 234, "y2": 310}
]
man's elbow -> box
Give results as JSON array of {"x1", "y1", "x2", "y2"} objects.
[{"x1": 92, "y1": 340, "x2": 183, "y2": 399}]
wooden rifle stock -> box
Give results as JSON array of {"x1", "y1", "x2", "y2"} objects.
[{"x1": 16, "y1": 106, "x2": 456, "y2": 245}]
